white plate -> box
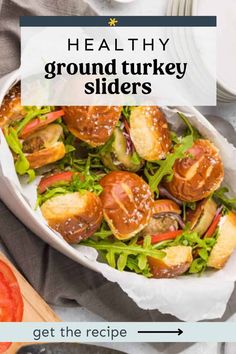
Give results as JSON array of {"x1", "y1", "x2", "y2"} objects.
[
  {"x1": 166, "y1": 0, "x2": 173, "y2": 16},
  {"x1": 185, "y1": 0, "x2": 192, "y2": 15},
  {"x1": 178, "y1": 0, "x2": 186, "y2": 16},
  {"x1": 192, "y1": 0, "x2": 236, "y2": 98},
  {"x1": 171, "y1": 0, "x2": 180, "y2": 15}
]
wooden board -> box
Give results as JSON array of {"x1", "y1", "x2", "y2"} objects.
[{"x1": 0, "y1": 252, "x2": 60, "y2": 354}]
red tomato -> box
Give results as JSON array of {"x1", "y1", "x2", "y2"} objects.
[
  {"x1": 139, "y1": 230, "x2": 182, "y2": 245},
  {"x1": 38, "y1": 171, "x2": 75, "y2": 194},
  {"x1": 0, "y1": 273, "x2": 14, "y2": 322},
  {"x1": 150, "y1": 230, "x2": 183, "y2": 244},
  {"x1": 19, "y1": 109, "x2": 64, "y2": 139},
  {"x1": 0, "y1": 261, "x2": 24, "y2": 353},
  {"x1": 0, "y1": 342, "x2": 12, "y2": 353},
  {"x1": 0, "y1": 260, "x2": 24, "y2": 323},
  {"x1": 205, "y1": 213, "x2": 222, "y2": 237}
]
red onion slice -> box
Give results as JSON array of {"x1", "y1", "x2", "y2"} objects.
[{"x1": 158, "y1": 186, "x2": 183, "y2": 206}]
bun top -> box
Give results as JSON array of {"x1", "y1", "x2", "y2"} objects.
[
  {"x1": 152, "y1": 199, "x2": 181, "y2": 215},
  {"x1": 0, "y1": 84, "x2": 26, "y2": 128},
  {"x1": 130, "y1": 106, "x2": 171, "y2": 161},
  {"x1": 165, "y1": 139, "x2": 224, "y2": 202},
  {"x1": 41, "y1": 191, "x2": 103, "y2": 244},
  {"x1": 62, "y1": 106, "x2": 122, "y2": 147},
  {"x1": 100, "y1": 171, "x2": 153, "y2": 240}
]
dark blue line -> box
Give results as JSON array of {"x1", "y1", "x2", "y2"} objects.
[{"x1": 20, "y1": 16, "x2": 217, "y2": 27}]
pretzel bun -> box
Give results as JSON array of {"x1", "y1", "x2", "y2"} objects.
[
  {"x1": 148, "y1": 246, "x2": 193, "y2": 278},
  {"x1": 26, "y1": 142, "x2": 65, "y2": 169},
  {"x1": 23, "y1": 124, "x2": 66, "y2": 169},
  {"x1": 41, "y1": 191, "x2": 103, "y2": 244},
  {"x1": 208, "y1": 211, "x2": 236, "y2": 269},
  {"x1": 99, "y1": 171, "x2": 153, "y2": 240},
  {"x1": 165, "y1": 139, "x2": 224, "y2": 202},
  {"x1": 186, "y1": 198, "x2": 217, "y2": 236},
  {"x1": 129, "y1": 106, "x2": 171, "y2": 161},
  {"x1": 62, "y1": 106, "x2": 122, "y2": 147},
  {"x1": 152, "y1": 199, "x2": 181, "y2": 215},
  {"x1": 142, "y1": 200, "x2": 181, "y2": 236},
  {"x1": 0, "y1": 84, "x2": 26, "y2": 128}
]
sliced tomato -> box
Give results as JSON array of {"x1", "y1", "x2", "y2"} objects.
[
  {"x1": 19, "y1": 109, "x2": 64, "y2": 139},
  {"x1": 0, "y1": 273, "x2": 14, "y2": 322},
  {"x1": 0, "y1": 342, "x2": 12, "y2": 353},
  {"x1": 38, "y1": 171, "x2": 75, "y2": 194},
  {"x1": 0, "y1": 260, "x2": 24, "y2": 322},
  {"x1": 205, "y1": 213, "x2": 222, "y2": 238},
  {"x1": 139, "y1": 230, "x2": 183, "y2": 245},
  {"x1": 150, "y1": 230, "x2": 183, "y2": 244}
]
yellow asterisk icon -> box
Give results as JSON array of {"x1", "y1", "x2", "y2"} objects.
[{"x1": 108, "y1": 18, "x2": 118, "y2": 27}]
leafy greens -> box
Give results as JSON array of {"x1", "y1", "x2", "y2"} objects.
[{"x1": 82, "y1": 235, "x2": 165, "y2": 277}]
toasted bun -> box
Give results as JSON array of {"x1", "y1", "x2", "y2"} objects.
[
  {"x1": 41, "y1": 191, "x2": 103, "y2": 244},
  {"x1": 165, "y1": 139, "x2": 224, "y2": 202},
  {"x1": 23, "y1": 124, "x2": 66, "y2": 169},
  {"x1": 148, "y1": 246, "x2": 193, "y2": 278},
  {"x1": 100, "y1": 171, "x2": 153, "y2": 240},
  {"x1": 62, "y1": 106, "x2": 122, "y2": 147},
  {"x1": 142, "y1": 200, "x2": 180, "y2": 236},
  {"x1": 186, "y1": 198, "x2": 217, "y2": 236},
  {"x1": 152, "y1": 199, "x2": 181, "y2": 215},
  {"x1": 26, "y1": 142, "x2": 66, "y2": 169},
  {"x1": 142, "y1": 215, "x2": 179, "y2": 237},
  {"x1": 0, "y1": 84, "x2": 26, "y2": 128},
  {"x1": 130, "y1": 106, "x2": 171, "y2": 161},
  {"x1": 207, "y1": 211, "x2": 236, "y2": 269}
]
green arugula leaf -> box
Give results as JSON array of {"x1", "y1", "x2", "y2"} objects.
[
  {"x1": 4, "y1": 127, "x2": 35, "y2": 181},
  {"x1": 15, "y1": 153, "x2": 30, "y2": 174},
  {"x1": 144, "y1": 134, "x2": 193, "y2": 195},
  {"x1": 98, "y1": 135, "x2": 115, "y2": 154},
  {"x1": 117, "y1": 253, "x2": 128, "y2": 271},
  {"x1": 15, "y1": 106, "x2": 54, "y2": 134},
  {"x1": 213, "y1": 187, "x2": 236, "y2": 210},
  {"x1": 122, "y1": 106, "x2": 133, "y2": 121},
  {"x1": 189, "y1": 258, "x2": 206, "y2": 274},
  {"x1": 178, "y1": 112, "x2": 201, "y2": 141},
  {"x1": 37, "y1": 156, "x2": 103, "y2": 207},
  {"x1": 130, "y1": 151, "x2": 142, "y2": 165},
  {"x1": 182, "y1": 201, "x2": 196, "y2": 221},
  {"x1": 93, "y1": 221, "x2": 113, "y2": 239},
  {"x1": 82, "y1": 236, "x2": 166, "y2": 278}
]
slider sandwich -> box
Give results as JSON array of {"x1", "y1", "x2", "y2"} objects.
[
  {"x1": 62, "y1": 106, "x2": 122, "y2": 147},
  {"x1": 0, "y1": 85, "x2": 66, "y2": 176},
  {"x1": 38, "y1": 171, "x2": 103, "y2": 244}
]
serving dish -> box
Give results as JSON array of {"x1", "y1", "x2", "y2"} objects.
[{"x1": 1, "y1": 69, "x2": 236, "y2": 321}]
